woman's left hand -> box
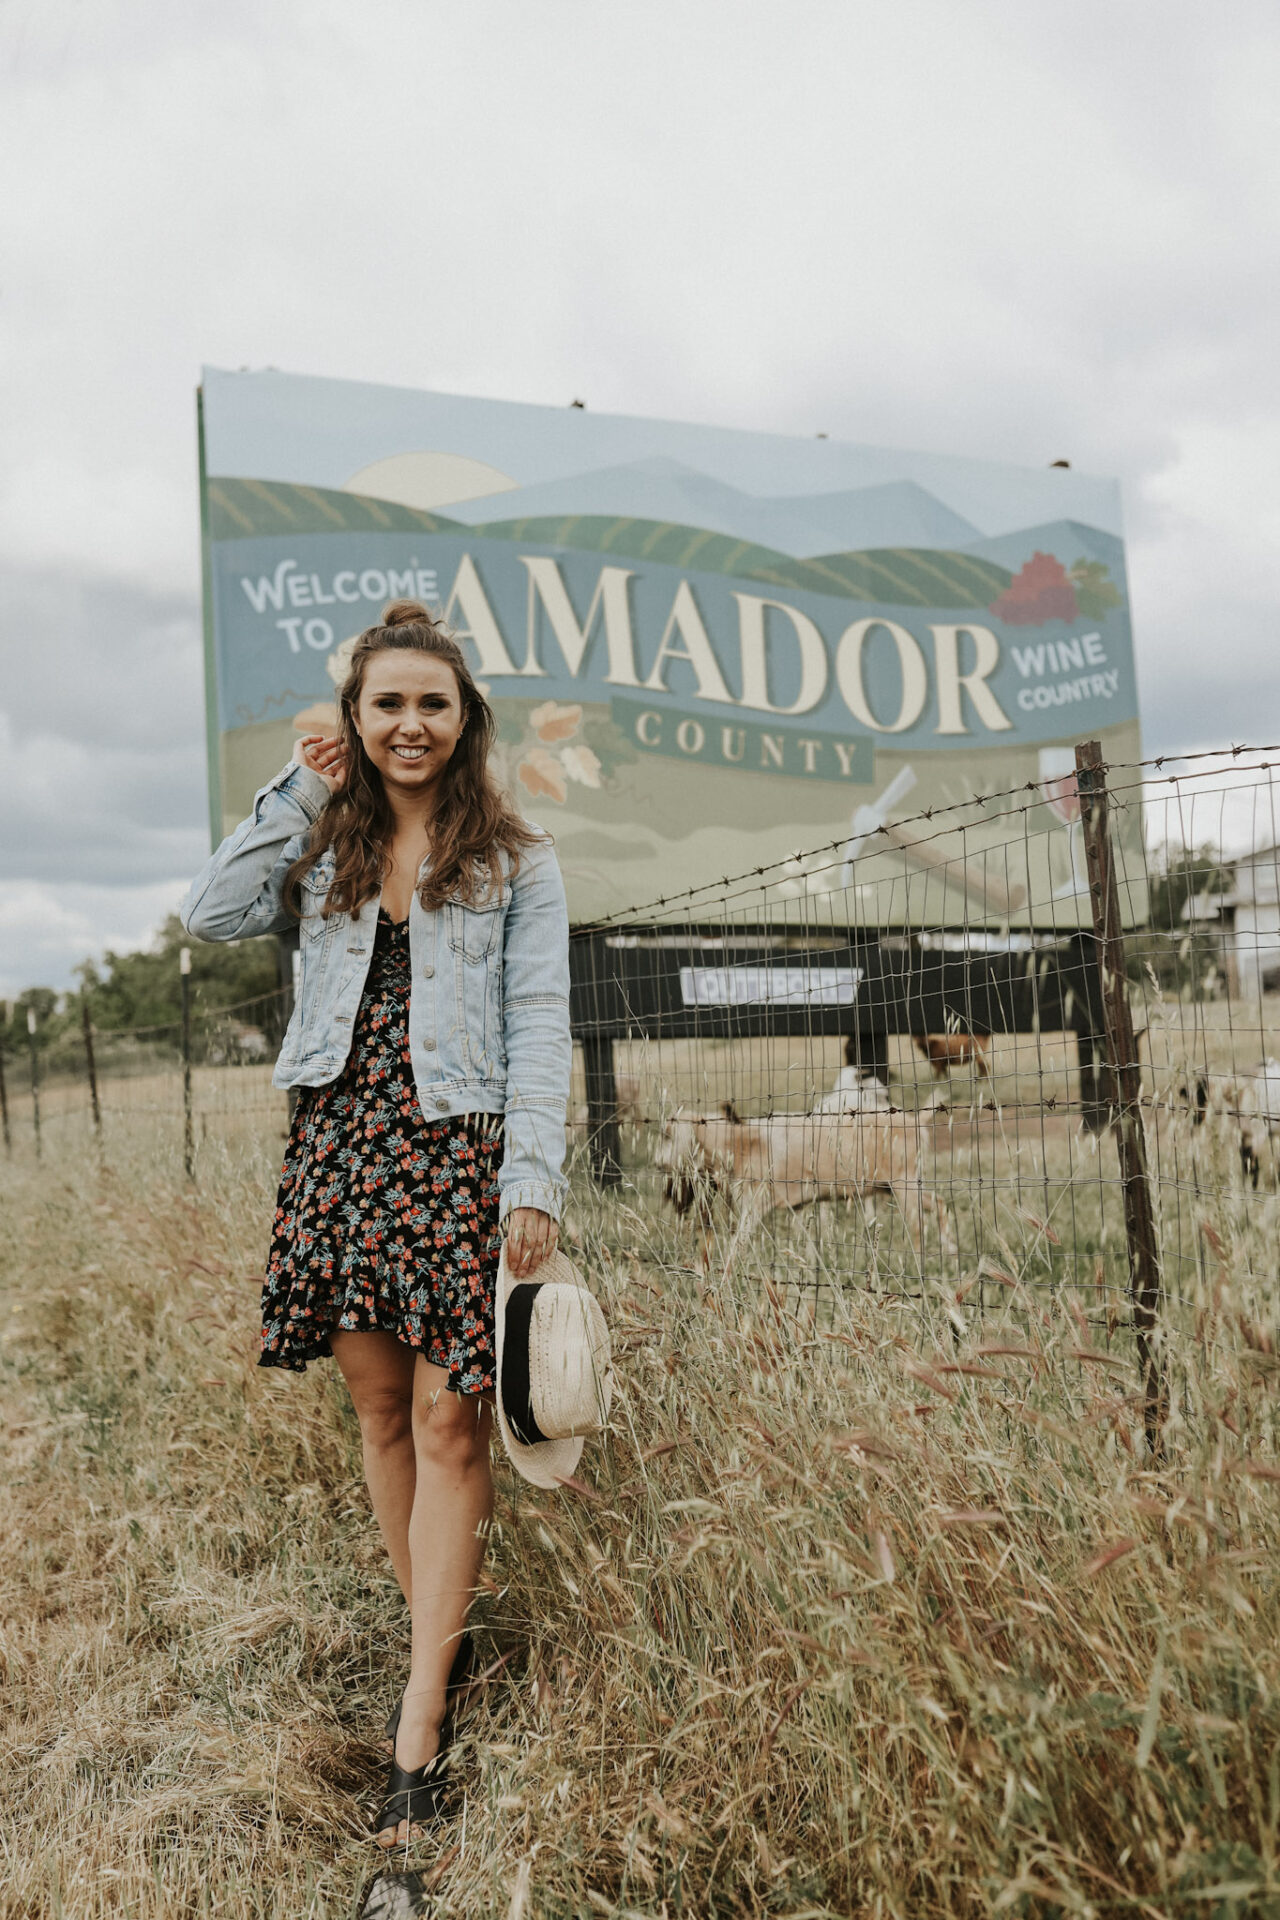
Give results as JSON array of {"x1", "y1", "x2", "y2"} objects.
[
  {"x1": 293, "y1": 733, "x2": 349, "y2": 794},
  {"x1": 505, "y1": 1208, "x2": 558, "y2": 1278}
]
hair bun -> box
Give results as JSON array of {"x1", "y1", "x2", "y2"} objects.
[{"x1": 382, "y1": 599, "x2": 431, "y2": 628}]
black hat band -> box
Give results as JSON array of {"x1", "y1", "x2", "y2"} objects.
[{"x1": 502, "y1": 1281, "x2": 550, "y2": 1447}]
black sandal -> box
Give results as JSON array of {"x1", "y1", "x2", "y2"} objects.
[
  {"x1": 373, "y1": 1753, "x2": 448, "y2": 1844},
  {"x1": 383, "y1": 1630, "x2": 475, "y2": 1750}
]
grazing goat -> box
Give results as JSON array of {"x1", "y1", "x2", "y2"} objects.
[
  {"x1": 654, "y1": 1104, "x2": 947, "y2": 1267},
  {"x1": 813, "y1": 1065, "x2": 893, "y2": 1115},
  {"x1": 1179, "y1": 1060, "x2": 1280, "y2": 1187},
  {"x1": 912, "y1": 1031, "x2": 991, "y2": 1080},
  {"x1": 815, "y1": 1034, "x2": 893, "y2": 1115},
  {"x1": 569, "y1": 1070, "x2": 644, "y2": 1134}
]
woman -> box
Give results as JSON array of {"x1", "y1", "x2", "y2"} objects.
[{"x1": 181, "y1": 600, "x2": 571, "y2": 1847}]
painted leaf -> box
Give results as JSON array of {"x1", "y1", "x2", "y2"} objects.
[
  {"x1": 559, "y1": 744, "x2": 603, "y2": 788},
  {"x1": 517, "y1": 748, "x2": 567, "y2": 803},
  {"x1": 530, "y1": 700, "x2": 582, "y2": 742},
  {"x1": 1070, "y1": 558, "x2": 1123, "y2": 619},
  {"x1": 325, "y1": 634, "x2": 362, "y2": 688}
]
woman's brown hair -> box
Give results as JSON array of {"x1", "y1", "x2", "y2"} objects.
[{"x1": 285, "y1": 600, "x2": 540, "y2": 918}]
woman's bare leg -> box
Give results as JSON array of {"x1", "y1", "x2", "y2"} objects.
[
  {"x1": 329, "y1": 1328, "x2": 417, "y2": 1602},
  {"x1": 379, "y1": 1355, "x2": 492, "y2": 1847}
]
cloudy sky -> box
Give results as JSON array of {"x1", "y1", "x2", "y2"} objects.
[{"x1": 2, "y1": 0, "x2": 1278, "y2": 995}]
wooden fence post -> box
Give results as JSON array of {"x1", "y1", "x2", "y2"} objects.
[
  {"x1": 1075, "y1": 739, "x2": 1166, "y2": 1454},
  {"x1": 180, "y1": 948, "x2": 195, "y2": 1180},
  {"x1": 0, "y1": 1032, "x2": 10, "y2": 1156},
  {"x1": 82, "y1": 997, "x2": 102, "y2": 1137}
]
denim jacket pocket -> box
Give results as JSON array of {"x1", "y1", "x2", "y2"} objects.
[
  {"x1": 446, "y1": 886, "x2": 509, "y2": 964},
  {"x1": 443, "y1": 884, "x2": 509, "y2": 1075},
  {"x1": 297, "y1": 871, "x2": 336, "y2": 1024},
  {"x1": 299, "y1": 872, "x2": 332, "y2": 936}
]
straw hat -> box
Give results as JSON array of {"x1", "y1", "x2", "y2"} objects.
[{"x1": 494, "y1": 1244, "x2": 613, "y2": 1489}]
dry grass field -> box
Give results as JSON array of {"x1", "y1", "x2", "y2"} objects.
[{"x1": 3, "y1": 1003, "x2": 1280, "y2": 1916}]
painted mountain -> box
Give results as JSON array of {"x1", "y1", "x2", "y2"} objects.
[
  {"x1": 431, "y1": 455, "x2": 985, "y2": 555},
  {"x1": 206, "y1": 463, "x2": 1126, "y2": 621}
]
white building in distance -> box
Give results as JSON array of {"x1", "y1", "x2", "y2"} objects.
[{"x1": 1226, "y1": 843, "x2": 1280, "y2": 1000}]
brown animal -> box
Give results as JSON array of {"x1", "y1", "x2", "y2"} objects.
[
  {"x1": 569, "y1": 1070, "x2": 644, "y2": 1135},
  {"x1": 912, "y1": 1031, "x2": 991, "y2": 1080},
  {"x1": 654, "y1": 1104, "x2": 947, "y2": 1267}
]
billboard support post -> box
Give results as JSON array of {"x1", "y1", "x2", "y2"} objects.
[
  {"x1": 180, "y1": 949, "x2": 195, "y2": 1181},
  {"x1": 1076, "y1": 738, "x2": 1166, "y2": 1457},
  {"x1": 195, "y1": 387, "x2": 223, "y2": 849}
]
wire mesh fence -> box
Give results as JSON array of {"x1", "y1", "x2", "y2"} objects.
[
  {"x1": 0, "y1": 984, "x2": 297, "y2": 1167},
  {"x1": 3, "y1": 739, "x2": 1277, "y2": 1441},
  {"x1": 566, "y1": 740, "x2": 1280, "y2": 1436}
]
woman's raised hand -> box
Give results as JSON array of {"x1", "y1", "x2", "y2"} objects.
[
  {"x1": 505, "y1": 1208, "x2": 559, "y2": 1278},
  {"x1": 292, "y1": 734, "x2": 348, "y2": 795}
]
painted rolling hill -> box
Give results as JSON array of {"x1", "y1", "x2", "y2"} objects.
[
  {"x1": 207, "y1": 476, "x2": 466, "y2": 539},
  {"x1": 207, "y1": 476, "x2": 1125, "y2": 616}
]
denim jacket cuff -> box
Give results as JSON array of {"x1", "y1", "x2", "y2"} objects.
[
  {"x1": 264, "y1": 762, "x2": 331, "y2": 825},
  {"x1": 498, "y1": 1179, "x2": 566, "y2": 1223}
]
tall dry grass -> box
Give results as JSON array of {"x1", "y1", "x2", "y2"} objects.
[{"x1": 3, "y1": 1108, "x2": 1280, "y2": 1917}]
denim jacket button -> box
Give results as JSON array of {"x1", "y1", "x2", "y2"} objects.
[
  {"x1": 422, "y1": 1037, "x2": 436, "y2": 1051},
  {"x1": 434, "y1": 1097, "x2": 449, "y2": 1113},
  {"x1": 422, "y1": 964, "x2": 434, "y2": 979}
]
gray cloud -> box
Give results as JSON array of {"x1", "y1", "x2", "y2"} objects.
[
  {"x1": 0, "y1": 566, "x2": 208, "y2": 990},
  {"x1": 2, "y1": 0, "x2": 1278, "y2": 991}
]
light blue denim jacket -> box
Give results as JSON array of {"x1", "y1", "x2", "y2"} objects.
[{"x1": 180, "y1": 762, "x2": 571, "y2": 1222}]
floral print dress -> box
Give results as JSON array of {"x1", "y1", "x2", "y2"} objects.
[{"x1": 259, "y1": 908, "x2": 503, "y2": 1393}]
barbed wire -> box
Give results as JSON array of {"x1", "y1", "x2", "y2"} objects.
[
  {"x1": 90, "y1": 984, "x2": 291, "y2": 1043},
  {"x1": 574, "y1": 745, "x2": 1280, "y2": 934}
]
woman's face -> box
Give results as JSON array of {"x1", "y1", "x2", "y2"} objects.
[{"x1": 352, "y1": 650, "x2": 466, "y2": 803}]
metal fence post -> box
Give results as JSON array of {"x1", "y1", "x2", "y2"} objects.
[
  {"x1": 82, "y1": 996, "x2": 102, "y2": 1137},
  {"x1": 27, "y1": 1006, "x2": 41, "y2": 1160},
  {"x1": 180, "y1": 948, "x2": 195, "y2": 1179},
  {"x1": 582, "y1": 1032, "x2": 623, "y2": 1187},
  {"x1": 1075, "y1": 739, "x2": 1166, "y2": 1455}
]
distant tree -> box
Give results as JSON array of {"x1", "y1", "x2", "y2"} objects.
[
  {"x1": 0, "y1": 917, "x2": 288, "y2": 1060},
  {"x1": 1145, "y1": 841, "x2": 1233, "y2": 937},
  {"x1": 78, "y1": 915, "x2": 285, "y2": 1033},
  {"x1": 1141, "y1": 840, "x2": 1235, "y2": 998}
]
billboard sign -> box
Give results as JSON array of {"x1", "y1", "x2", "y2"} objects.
[{"x1": 198, "y1": 369, "x2": 1142, "y2": 925}]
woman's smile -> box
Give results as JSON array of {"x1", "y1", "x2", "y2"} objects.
[{"x1": 355, "y1": 652, "x2": 466, "y2": 793}]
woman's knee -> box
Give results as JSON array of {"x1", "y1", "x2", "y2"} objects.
[
  {"x1": 354, "y1": 1383, "x2": 415, "y2": 1453},
  {"x1": 412, "y1": 1385, "x2": 490, "y2": 1470}
]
